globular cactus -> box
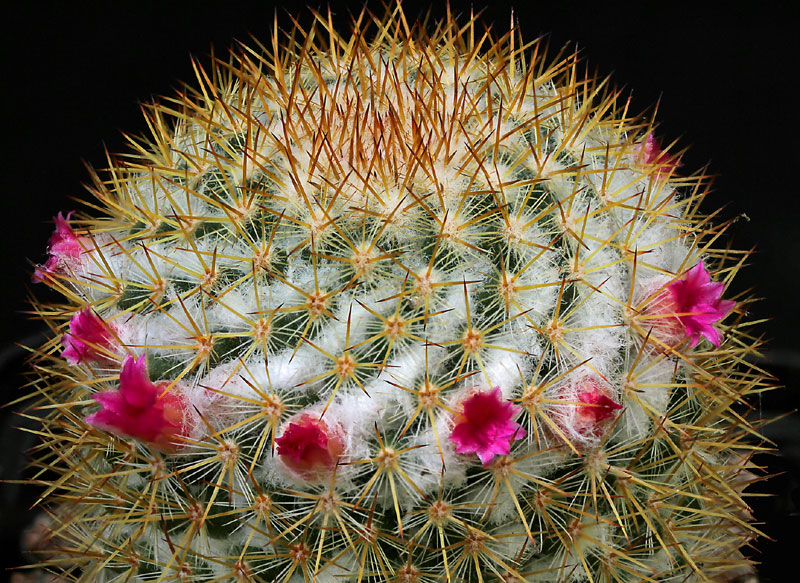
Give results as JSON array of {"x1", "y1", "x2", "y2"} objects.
[{"x1": 20, "y1": 4, "x2": 771, "y2": 582}]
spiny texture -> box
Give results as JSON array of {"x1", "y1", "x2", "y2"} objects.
[{"x1": 20, "y1": 4, "x2": 771, "y2": 582}]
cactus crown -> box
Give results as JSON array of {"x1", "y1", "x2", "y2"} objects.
[{"x1": 22, "y1": 3, "x2": 770, "y2": 582}]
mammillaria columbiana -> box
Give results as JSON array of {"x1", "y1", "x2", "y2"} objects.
[{"x1": 21, "y1": 3, "x2": 771, "y2": 582}]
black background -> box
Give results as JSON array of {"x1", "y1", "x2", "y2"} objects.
[{"x1": 2, "y1": 1, "x2": 798, "y2": 581}]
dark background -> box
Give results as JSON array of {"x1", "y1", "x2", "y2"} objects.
[{"x1": 2, "y1": 1, "x2": 798, "y2": 581}]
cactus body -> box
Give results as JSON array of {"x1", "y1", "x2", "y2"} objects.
[{"x1": 23, "y1": 5, "x2": 769, "y2": 582}]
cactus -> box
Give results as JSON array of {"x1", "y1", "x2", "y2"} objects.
[{"x1": 20, "y1": 4, "x2": 771, "y2": 582}]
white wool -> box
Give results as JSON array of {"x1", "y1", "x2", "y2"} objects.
[
  {"x1": 369, "y1": 185, "x2": 423, "y2": 243},
  {"x1": 428, "y1": 161, "x2": 472, "y2": 208},
  {"x1": 632, "y1": 272, "x2": 673, "y2": 307},
  {"x1": 166, "y1": 238, "x2": 239, "y2": 285},
  {"x1": 116, "y1": 179, "x2": 161, "y2": 218},
  {"x1": 503, "y1": 317, "x2": 544, "y2": 360},
  {"x1": 306, "y1": 562, "x2": 358, "y2": 583},
  {"x1": 632, "y1": 221, "x2": 693, "y2": 273},
  {"x1": 579, "y1": 246, "x2": 626, "y2": 300},
  {"x1": 288, "y1": 262, "x2": 342, "y2": 298},
  {"x1": 119, "y1": 242, "x2": 178, "y2": 288},
  {"x1": 109, "y1": 312, "x2": 148, "y2": 357},
  {"x1": 481, "y1": 448, "x2": 568, "y2": 525},
  {"x1": 505, "y1": 253, "x2": 562, "y2": 325},
  {"x1": 407, "y1": 421, "x2": 468, "y2": 492},
  {"x1": 615, "y1": 356, "x2": 674, "y2": 444},
  {"x1": 312, "y1": 295, "x2": 374, "y2": 354},
  {"x1": 481, "y1": 346, "x2": 528, "y2": 398},
  {"x1": 539, "y1": 170, "x2": 573, "y2": 202},
  {"x1": 333, "y1": 389, "x2": 381, "y2": 460},
  {"x1": 204, "y1": 287, "x2": 256, "y2": 331},
  {"x1": 80, "y1": 233, "x2": 128, "y2": 281},
  {"x1": 486, "y1": 520, "x2": 536, "y2": 563},
  {"x1": 369, "y1": 387, "x2": 414, "y2": 432},
  {"x1": 524, "y1": 515, "x2": 617, "y2": 583},
  {"x1": 544, "y1": 371, "x2": 622, "y2": 450},
  {"x1": 520, "y1": 85, "x2": 561, "y2": 122},
  {"x1": 437, "y1": 275, "x2": 479, "y2": 323},
  {"x1": 570, "y1": 198, "x2": 617, "y2": 243},
  {"x1": 565, "y1": 297, "x2": 624, "y2": 378},
  {"x1": 585, "y1": 166, "x2": 641, "y2": 206},
  {"x1": 150, "y1": 296, "x2": 207, "y2": 345},
  {"x1": 246, "y1": 346, "x2": 323, "y2": 393},
  {"x1": 201, "y1": 361, "x2": 263, "y2": 402},
  {"x1": 263, "y1": 277, "x2": 307, "y2": 311}
]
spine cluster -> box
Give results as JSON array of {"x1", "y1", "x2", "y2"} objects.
[{"x1": 21, "y1": 4, "x2": 769, "y2": 583}]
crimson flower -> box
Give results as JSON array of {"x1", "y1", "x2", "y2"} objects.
[
  {"x1": 667, "y1": 261, "x2": 735, "y2": 347},
  {"x1": 276, "y1": 414, "x2": 345, "y2": 480},
  {"x1": 86, "y1": 355, "x2": 187, "y2": 450},
  {"x1": 33, "y1": 211, "x2": 89, "y2": 283},
  {"x1": 62, "y1": 307, "x2": 120, "y2": 365},
  {"x1": 575, "y1": 382, "x2": 623, "y2": 426},
  {"x1": 555, "y1": 379, "x2": 623, "y2": 443},
  {"x1": 449, "y1": 387, "x2": 526, "y2": 466},
  {"x1": 633, "y1": 133, "x2": 681, "y2": 179}
]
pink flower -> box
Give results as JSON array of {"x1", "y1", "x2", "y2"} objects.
[
  {"x1": 666, "y1": 261, "x2": 735, "y2": 347},
  {"x1": 33, "y1": 211, "x2": 89, "y2": 283},
  {"x1": 633, "y1": 133, "x2": 681, "y2": 179},
  {"x1": 449, "y1": 387, "x2": 526, "y2": 466},
  {"x1": 640, "y1": 261, "x2": 735, "y2": 348},
  {"x1": 555, "y1": 379, "x2": 623, "y2": 444},
  {"x1": 86, "y1": 355, "x2": 188, "y2": 450},
  {"x1": 575, "y1": 382, "x2": 623, "y2": 426},
  {"x1": 276, "y1": 413, "x2": 345, "y2": 480},
  {"x1": 62, "y1": 308, "x2": 120, "y2": 365}
]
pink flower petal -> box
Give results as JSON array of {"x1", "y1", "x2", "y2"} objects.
[
  {"x1": 86, "y1": 355, "x2": 187, "y2": 450},
  {"x1": 32, "y1": 211, "x2": 90, "y2": 283},
  {"x1": 276, "y1": 413, "x2": 344, "y2": 480},
  {"x1": 640, "y1": 261, "x2": 734, "y2": 349},
  {"x1": 633, "y1": 133, "x2": 682, "y2": 179},
  {"x1": 118, "y1": 356, "x2": 158, "y2": 409},
  {"x1": 50, "y1": 212, "x2": 86, "y2": 258},
  {"x1": 554, "y1": 379, "x2": 623, "y2": 445},
  {"x1": 576, "y1": 387, "x2": 623, "y2": 425},
  {"x1": 61, "y1": 308, "x2": 119, "y2": 365},
  {"x1": 448, "y1": 387, "x2": 526, "y2": 466},
  {"x1": 93, "y1": 390, "x2": 129, "y2": 416},
  {"x1": 667, "y1": 261, "x2": 734, "y2": 348}
]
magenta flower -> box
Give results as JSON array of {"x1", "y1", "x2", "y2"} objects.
[
  {"x1": 575, "y1": 383, "x2": 623, "y2": 426},
  {"x1": 633, "y1": 133, "x2": 681, "y2": 179},
  {"x1": 449, "y1": 387, "x2": 526, "y2": 466},
  {"x1": 276, "y1": 413, "x2": 345, "y2": 480},
  {"x1": 86, "y1": 355, "x2": 188, "y2": 450},
  {"x1": 33, "y1": 211, "x2": 88, "y2": 283},
  {"x1": 62, "y1": 308, "x2": 120, "y2": 365},
  {"x1": 666, "y1": 261, "x2": 735, "y2": 347},
  {"x1": 556, "y1": 379, "x2": 623, "y2": 443}
]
